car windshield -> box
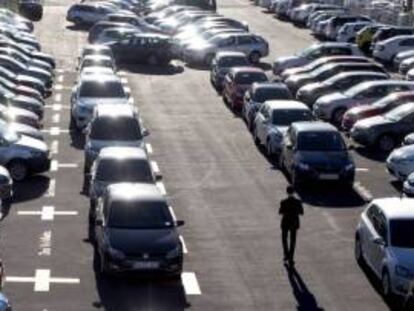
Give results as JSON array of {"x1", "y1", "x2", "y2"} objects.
[
  {"x1": 108, "y1": 200, "x2": 173, "y2": 229},
  {"x1": 79, "y1": 81, "x2": 125, "y2": 98},
  {"x1": 384, "y1": 104, "x2": 414, "y2": 122},
  {"x1": 218, "y1": 56, "x2": 248, "y2": 67},
  {"x1": 90, "y1": 117, "x2": 142, "y2": 141},
  {"x1": 0, "y1": 120, "x2": 19, "y2": 143},
  {"x1": 272, "y1": 109, "x2": 312, "y2": 126},
  {"x1": 253, "y1": 87, "x2": 292, "y2": 102},
  {"x1": 96, "y1": 159, "x2": 153, "y2": 182},
  {"x1": 82, "y1": 59, "x2": 113, "y2": 69},
  {"x1": 297, "y1": 131, "x2": 346, "y2": 151},
  {"x1": 235, "y1": 72, "x2": 267, "y2": 84},
  {"x1": 390, "y1": 219, "x2": 414, "y2": 248}
]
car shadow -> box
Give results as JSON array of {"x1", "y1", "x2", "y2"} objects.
[
  {"x1": 273, "y1": 15, "x2": 290, "y2": 22},
  {"x1": 354, "y1": 146, "x2": 389, "y2": 163},
  {"x1": 11, "y1": 175, "x2": 50, "y2": 203},
  {"x1": 255, "y1": 62, "x2": 273, "y2": 72},
  {"x1": 284, "y1": 264, "x2": 325, "y2": 311},
  {"x1": 390, "y1": 180, "x2": 404, "y2": 194},
  {"x1": 91, "y1": 249, "x2": 190, "y2": 311},
  {"x1": 118, "y1": 63, "x2": 184, "y2": 76},
  {"x1": 69, "y1": 119, "x2": 85, "y2": 150},
  {"x1": 65, "y1": 24, "x2": 90, "y2": 32}
]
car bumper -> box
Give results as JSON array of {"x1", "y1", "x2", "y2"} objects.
[
  {"x1": 386, "y1": 161, "x2": 409, "y2": 181},
  {"x1": 392, "y1": 275, "x2": 414, "y2": 296},
  {"x1": 29, "y1": 155, "x2": 51, "y2": 174},
  {"x1": 294, "y1": 167, "x2": 355, "y2": 184}
]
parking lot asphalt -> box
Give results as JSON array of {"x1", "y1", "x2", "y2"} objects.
[{"x1": 0, "y1": 0, "x2": 404, "y2": 310}]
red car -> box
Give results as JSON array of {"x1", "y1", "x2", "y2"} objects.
[
  {"x1": 342, "y1": 91, "x2": 414, "y2": 131},
  {"x1": 222, "y1": 67, "x2": 268, "y2": 111}
]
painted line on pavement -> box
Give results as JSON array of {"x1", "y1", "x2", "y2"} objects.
[
  {"x1": 57, "y1": 75, "x2": 64, "y2": 83},
  {"x1": 157, "y1": 182, "x2": 167, "y2": 195},
  {"x1": 146, "y1": 143, "x2": 153, "y2": 154},
  {"x1": 181, "y1": 272, "x2": 201, "y2": 295},
  {"x1": 353, "y1": 182, "x2": 373, "y2": 202},
  {"x1": 45, "y1": 179, "x2": 56, "y2": 197},
  {"x1": 50, "y1": 161, "x2": 78, "y2": 171},
  {"x1": 54, "y1": 94, "x2": 62, "y2": 102},
  {"x1": 18, "y1": 206, "x2": 78, "y2": 221},
  {"x1": 151, "y1": 161, "x2": 160, "y2": 174},
  {"x1": 356, "y1": 168, "x2": 369, "y2": 172},
  {"x1": 179, "y1": 236, "x2": 188, "y2": 254},
  {"x1": 50, "y1": 140, "x2": 59, "y2": 154},
  {"x1": 52, "y1": 113, "x2": 60, "y2": 124}
]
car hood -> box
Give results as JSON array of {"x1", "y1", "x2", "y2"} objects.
[
  {"x1": 16, "y1": 134, "x2": 47, "y2": 152},
  {"x1": 388, "y1": 145, "x2": 414, "y2": 160},
  {"x1": 296, "y1": 150, "x2": 352, "y2": 167},
  {"x1": 108, "y1": 227, "x2": 179, "y2": 254},
  {"x1": 88, "y1": 139, "x2": 144, "y2": 151},
  {"x1": 79, "y1": 97, "x2": 129, "y2": 108},
  {"x1": 354, "y1": 115, "x2": 390, "y2": 129},
  {"x1": 390, "y1": 247, "x2": 414, "y2": 270},
  {"x1": 299, "y1": 82, "x2": 321, "y2": 94},
  {"x1": 9, "y1": 122, "x2": 42, "y2": 139},
  {"x1": 315, "y1": 92, "x2": 348, "y2": 106}
]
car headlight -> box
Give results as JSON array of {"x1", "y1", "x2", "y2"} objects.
[
  {"x1": 166, "y1": 245, "x2": 182, "y2": 259},
  {"x1": 29, "y1": 150, "x2": 44, "y2": 157},
  {"x1": 107, "y1": 246, "x2": 126, "y2": 261},
  {"x1": 395, "y1": 265, "x2": 413, "y2": 278},
  {"x1": 297, "y1": 162, "x2": 310, "y2": 170}
]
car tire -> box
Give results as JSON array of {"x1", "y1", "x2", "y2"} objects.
[
  {"x1": 147, "y1": 54, "x2": 159, "y2": 66},
  {"x1": 278, "y1": 154, "x2": 285, "y2": 170},
  {"x1": 354, "y1": 234, "x2": 365, "y2": 265},
  {"x1": 332, "y1": 108, "x2": 346, "y2": 126},
  {"x1": 7, "y1": 160, "x2": 28, "y2": 182},
  {"x1": 382, "y1": 270, "x2": 392, "y2": 300},
  {"x1": 249, "y1": 51, "x2": 261, "y2": 64},
  {"x1": 266, "y1": 139, "x2": 274, "y2": 157},
  {"x1": 377, "y1": 134, "x2": 396, "y2": 152}
]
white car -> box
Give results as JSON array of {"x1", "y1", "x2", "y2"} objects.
[
  {"x1": 272, "y1": 42, "x2": 363, "y2": 75},
  {"x1": 253, "y1": 100, "x2": 312, "y2": 156},
  {"x1": 373, "y1": 35, "x2": 414, "y2": 63},
  {"x1": 393, "y1": 49, "x2": 414, "y2": 70},
  {"x1": 336, "y1": 22, "x2": 372, "y2": 43},
  {"x1": 355, "y1": 198, "x2": 414, "y2": 298},
  {"x1": 387, "y1": 145, "x2": 414, "y2": 181},
  {"x1": 403, "y1": 172, "x2": 414, "y2": 195}
]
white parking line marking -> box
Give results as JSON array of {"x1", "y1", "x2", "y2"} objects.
[
  {"x1": 45, "y1": 179, "x2": 55, "y2": 197},
  {"x1": 54, "y1": 84, "x2": 63, "y2": 91},
  {"x1": 52, "y1": 113, "x2": 60, "y2": 124},
  {"x1": 181, "y1": 272, "x2": 201, "y2": 295},
  {"x1": 42, "y1": 127, "x2": 69, "y2": 136},
  {"x1": 169, "y1": 206, "x2": 177, "y2": 221},
  {"x1": 57, "y1": 75, "x2": 64, "y2": 83},
  {"x1": 44, "y1": 104, "x2": 69, "y2": 110},
  {"x1": 146, "y1": 143, "x2": 153, "y2": 154},
  {"x1": 56, "y1": 69, "x2": 64, "y2": 73},
  {"x1": 51, "y1": 161, "x2": 78, "y2": 171},
  {"x1": 18, "y1": 206, "x2": 78, "y2": 221},
  {"x1": 121, "y1": 77, "x2": 128, "y2": 84},
  {"x1": 353, "y1": 182, "x2": 373, "y2": 202},
  {"x1": 6, "y1": 269, "x2": 80, "y2": 292},
  {"x1": 156, "y1": 182, "x2": 167, "y2": 195},
  {"x1": 50, "y1": 140, "x2": 59, "y2": 154},
  {"x1": 51, "y1": 160, "x2": 58, "y2": 172},
  {"x1": 54, "y1": 94, "x2": 62, "y2": 102},
  {"x1": 179, "y1": 236, "x2": 188, "y2": 254},
  {"x1": 38, "y1": 230, "x2": 52, "y2": 256},
  {"x1": 356, "y1": 168, "x2": 369, "y2": 172},
  {"x1": 59, "y1": 163, "x2": 78, "y2": 168},
  {"x1": 151, "y1": 161, "x2": 160, "y2": 174}
]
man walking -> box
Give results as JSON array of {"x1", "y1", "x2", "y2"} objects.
[{"x1": 279, "y1": 186, "x2": 304, "y2": 265}]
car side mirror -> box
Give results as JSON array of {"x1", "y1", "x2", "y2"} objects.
[
  {"x1": 95, "y1": 219, "x2": 103, "y2": 226},
  {"x1": 143, "y1": 128, "x2": 150, "y2": 137},
  {"x1": 175, "y1": 220, "x2": 185, "y2": 227},
  {"x1": 155, "y1": 171, "x2": 163, "y2": 181},
  {"x1": 373, "y1": 237, "x2": 386, "y2": 246}
]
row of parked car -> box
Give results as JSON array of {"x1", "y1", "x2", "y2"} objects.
[
  {"x1": 67, "y1": 0, "x2": 270, "y2": 67},
  {"x1": 69, "y1": 42, "x2": 185, "y2": 277}
]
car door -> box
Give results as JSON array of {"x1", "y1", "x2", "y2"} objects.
[
  {"x1": 236, "y1": 35, "x2": 255, "y2": 55},
  {"x1": 361, "y1": 204, "x2": 380, "y2": 272},
  {"x1": 94, "y1": 197, "x2": 108, "y2": 255},
  {"x1": 398, "y1": 110, "x2": 414, "y2": 139},
  {"x1": 217, "y1": 36, "x2": 237, "y2": 53},
  {"x1": 370, "y1": 211, "x2": 388, "y2": 275}
]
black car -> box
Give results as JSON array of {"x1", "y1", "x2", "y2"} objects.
[
  {"x1": 88, "y1": 21, "x2": 138, "y2": 43},
  {"x1": 19, "y1": 0, "x2": 43, "y2": 21},
  {"x1": 279, "y1": 121, "x2": 355, "y2": 186},
  {"x1": 109, "y1": 33, "x2": 173, "y2": 66},
  {"x1": 93, "y1": 183, "x2": 185, "y2": 276}
]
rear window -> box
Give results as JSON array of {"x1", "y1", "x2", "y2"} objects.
[
  {"x1": 218, "y1": 56, "x2": 248, "y2": 67},
  {"x1": 253, "y1": 87, "x2": 292, "y2": 102},
  {"x1": 108, "y1": 200, "x2": 173, "y2": 229},
  {"x1": 79, "y1": 81, "x2": 125, "y2": 98},
  {"x1": 235, "y1": 72, "x2": 267, "y2": 84},
  {"x1": 272, "y1": 109, "x2": 312, "y2": 126},
  {"x1": 297, "y1": 131, "x2": 346, "y2": 151},
  {"x1": 90, "y1": 117, "x2": 142, "y2": 141},
  {"x1": 96, "y1": 158, "x2": 153, "y2": 182}
]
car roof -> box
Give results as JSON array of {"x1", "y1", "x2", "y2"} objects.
[
  {"x1": 331, "y1": 71, "x2": 388, "y2": 78},
  {"x1": 292, "y1": 121, "x2": 337, "y2": 133},
  {"x1": 383, "y1": 35, "x2": 414, "y2": 43},
  {"x1": 264, "y1": 100, "x2": 309, "y2": 110},
  {"x1": 99, "y1": 146, "x2": 147, "y2": 160},
  {"x1": 372, "y1": 198, "x2": 414, "y2": 219},
  {"x1": 95, "y1": 103, "x2": 134, "y2": 117},
  {"x1": 230, "y1": 66, "x2": 265, "y2": 74},
  {"x1": 107, "y1": 183, "x2": 165, "y2": 203}
]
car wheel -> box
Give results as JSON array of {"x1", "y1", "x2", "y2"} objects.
[
  {"x1": 249, "y1": 51, "x2": 261, "y2": 64},
  {"x1": 7, "y1": 160, "x2": 28, "y2": 182},
  {"x1": 147, "y1": 54, "x2": 159, "y2": 66},
  {"x1": 354, "y1": 234, "x2": 365, "y2": 265},
  {"x1": 278, "y1": 154, "x2": 285, "y2": 170},
  {"x1": 99, "y1": 253, "x2": 108, "y2": 276},
  {"x1": 266, "y1": 139, "x2": 274, "y2": 157},
  {"x1": 382, "y1": 270, "x2": 392, "y2": 299},
  {"x1": 332, "y1": 108, "x2": 346, "y2": 126},
  {"x1": 204, "y1": 54, "x2": 215, "y2": 67},
  {"x1": 377, "y1": 134, "x2": 395, "y2": 152}
]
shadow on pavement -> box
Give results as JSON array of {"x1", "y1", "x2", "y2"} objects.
[
  {"x1": 11, "y1": 175, "x2": 50, "y2": 203},
  {"x1": 91, "y1": 250, "x2": 189, "y2": 311},
  {"x1": 284, "y1": 264, "x2": 325, "y2": 311},
  {"x1": 354, "y1": 146, "x2": 389, "y2": 163},
  {"x1": 119, "y1": 63, "x2": 184, "y2": 76},
  {"x1": 66, "y1": 24, "x2": 90, "y2": 32},
  {"x1": 69, "y1": 119, "x2": 86, "y2": 150}
]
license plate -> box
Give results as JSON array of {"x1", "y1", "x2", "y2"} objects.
[
  {"x1": 319, "y1": 174, "x2": 339, "y2": 180},
  {"x1": 133, "y1": 261, "x2": 159, "y2": 269}
]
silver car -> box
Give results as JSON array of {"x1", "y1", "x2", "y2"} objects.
[
  {"x1": 78, "y1": 54, "x2": 116, "y2": 73},
  {"x1": 83, "y1": 104, "x2": 147, "y2": 173},
  {"x1": 71, "y1": 74, "x2": 131, "y2": 129}
]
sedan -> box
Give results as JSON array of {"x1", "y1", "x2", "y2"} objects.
[
  {"x1": 386, "y1": 144, "x2": 414, "y2": 181},
  {"x1": 93, "y1": 183, "x2": 185, "y2": 276}
]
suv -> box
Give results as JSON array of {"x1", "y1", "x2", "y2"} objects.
[
  {"x1": 89, "y1": 147, "x2": 161, "y2": 208},
  {"x1": 83, "y1": 104, "x2": 147, "y2": 173},
  {"x1": 279, "y1": 121, "x2": 355, "y2": 186},
  {"x1": 71, "y1": 74, "x2": 130, "y2": 129},
  {"x1": 108, "y1": 34, "x2": 173, "y2": 66},
  {"x1": 92, "y1": 183, "x2": 185, "y2": 276},
  {"x1": 355, "y1": 198, "x2": 414, "y2": 299}
]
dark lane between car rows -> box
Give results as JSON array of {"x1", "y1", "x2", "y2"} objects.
[{"x1": 0, "y1": 0, "x2": 401, "y2": 310}]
